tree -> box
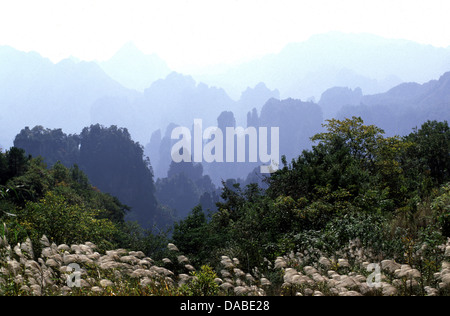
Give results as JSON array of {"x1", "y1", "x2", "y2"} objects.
[
  {"x1": 14, "y1": 126, "x2": 80, "y2": 167},
  {"x1": 79, "y1": 124, "x2": 159, "y2": 228},
  {"x1": 5, "y1": 147, "x2": 30, "y2": 180},
  {"x1": 266, "y1": 118, "x2": 370, "y2": 201},
  {"x1": 14, "y1": 124, "x2": 163, "y2": 228},
  {"x1": 171, "y1": 206, "x2": 210, "y2": 265},
  {"x1": 0, "y1": 150, "x2": 8, "y2": 185},
  {"x1": 311, "y1": 116, "x2": 385, "y2": 170},
  {"x1": 405, "y1": 120, "x2": 450, "y2": 186},
  {"x1": 180, "y1": 265, "x2": 220, "y2": 296},
  {"x1": 156, "y1": 160, "x2": 217, "y2": 220},
  {"x1": 18, "y1": 191, "x2": 118, "y2": 250}
]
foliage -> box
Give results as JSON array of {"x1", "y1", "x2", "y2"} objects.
[
  {"x1": 171, "y1": 206, "x2": 217, "y2": 266},
  {"x1": 14, "y1": 126, "x2": 80, "y2": 168},
  {"x1": 0, "y1": 147, "x2": 161, "y2": 256},
  {"x1": 14, "y1": 124, "x2": 163, "y2": 229},
  {"x1": 156, "y1": 161, "x2": 218, "y2": 220},
  {"x1": 432, "y1": 183, "x2": 450, "y2": 237},
  {"x1": 404, "y1": 120, "x2": 450, "y2": 186},
  {"x1": 17, "y1": 191, "x2": 118, "y2": 250},
  {"x1": 172, "y1": 118, "x2": 450, "y2": 277},
  {"x1": 2, "y1": 117, "x2": 450, "y2": 296},
  {"x1": 180, "y1": 265, "x2": 220, "y2": 296}
]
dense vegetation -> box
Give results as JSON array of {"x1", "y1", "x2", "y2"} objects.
[
  {"x1": 171, "y1": 118, "x2": 450, "y2": 269},
  {"x1": 0, "y1": 148, "x2": 168, "y2": 257},
  {"x1": 14, "y1": 124, "x2": 170, "y2": 229},
  {"x1": 1, "y1": 117, "x2": 449, "y2": 296}
]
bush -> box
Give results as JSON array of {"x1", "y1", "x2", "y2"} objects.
[
  {"x1": 17, "y1": 191, "x2": 118, "y2": 250},
  {"x1": 180, "y1": 265, "x2": 220, "y2": 296}
]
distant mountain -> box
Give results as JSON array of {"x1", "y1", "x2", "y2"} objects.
[
  {"x1": 98, "y1": 42, "x2": 171, "y2": 91},
  {"x1": 140, "y1": 80, "x2": 280, "y2": 180},
  {"x1": 143, "y1": 72, "x2": 235, "y2": 128},
  {"x1": 91, "y1": 71, "x2": 280, "y2": 153},
  {"x1": 236, "y1": 82, "x2": 280, "y2": 126},
  {"x1": 194, "y1": 32, "x2": 450, "y2": 100},
  {"x1": 200, "y1": 98, "x2": 323, "y2": 185},
  {"x1": 325, "y1": 71, "x2": 450, "y2": 136},
  {"x1": 319, "y1": 87, "x2": 363, "y2": 119},
  {"x1": 13, "y1": 124, "x2": 167, "y2": 229},
  {"x1": 92, "y1": 72, "x2": 238, "y2": 144},
  {"x1": 0, "y1": 45, "x2": 137, "y2": 148},
  {"x1": 3, "y1": 36, "x2": 450, "y2": 189},
  {"x1": 0, "y1": 44, "x2": 280, "y2": 152},
  {"x1": 257, "y1": 98, "x2": 323, "y2": 162},
  {"x1": 363, "y1": 72, "x2": 450, "y2": 109}
]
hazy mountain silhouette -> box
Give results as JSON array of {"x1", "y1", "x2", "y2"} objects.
[
  {"x1": 98, "y1": 42, "x2": 171, "y2": 91},
  {"x1": 143, "y1": 72, "x2": 235, "y2": 129},
  {"x1": 0, "y1": 45, "x2": 137, "y2": 148},
  {"x1": 6, "y1": 32, "x2": 449, "y2": 150},
  {"x1": 319, "y1": 87, "x2": 363, "y2": 119},
  {"x1": 257, "y1": 98, "x2": 323, "y2": 162},
  {"x1": 156, "y1": 160, "x2": 218, "y2": 220},
  {"x1": 145, "y1": 123, "x2": 180, "y2": 180},
  {"x1": 194, "y1": 32, "x2": 450, "y2": 100},
  {"x1": 324, "y1": 71, "x2": 450, "y2": 136},
  {"x1": 145, "y1": 98, "x2": 323, "y2": 186},
  {"x1": 143, "y1": 81, "x2": 281, "y2": 185},
  {"x1": 235, "y1": 82, "x2": 280, "y2": 126},
  {"x1": 13, "y1": 124, "x2": 168, "y2": 229},
  {"x1": 92, "y1": 72, "x2": 239, "y2": 144},
  {"x1": 2, "y1": 35, "x2": 450, "y2": 192}
]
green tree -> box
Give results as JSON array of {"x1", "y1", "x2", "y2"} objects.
[
  {"x1": 267, "y1": 117, "x2": 372, "y2": 202},
  {"x1": 14, "y1": 126, "x2": 80, "y2": 167},
  {"x1": 5, "y1": 147, "x2": 30, "y2": 180},
  {"x1": 14, "y1": 124, "x2": 164, "y2": 229},
  {"x1": 171, "y1": 206, "x2": 210, "y2": 265},
  {"x1": 180, "y1": 265, "x2": 220, "y2": 296},
  {"x1": 405, "y1": 120, "x2": 450, "y2": 186},
  {"x1": 267, "y1": 117, "x2": 411, "y2": 209},
  {"x1": 311, "y1": 116, "x2": 385, "y2": 169},
  {"x1": 18, "y1": 191, "x2": 118, "y2": 249},
  {"x1": 0, "y1": 151, "x2": 8, "y2": 185}
]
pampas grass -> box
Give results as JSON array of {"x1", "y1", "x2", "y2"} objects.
[{"x1": 1, "y1": 230, "x2": 449, "y2": 296}]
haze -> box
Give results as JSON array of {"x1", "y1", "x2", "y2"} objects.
[
  {"x1": 1, "y1": 0, "x2": 450, "y2": 297},
  {"x1": 1, "y1": 0, "x2": 450, "y2": 72},
  {"x1": 1, "y1": 0, "x2": 450, "y2": 184}
]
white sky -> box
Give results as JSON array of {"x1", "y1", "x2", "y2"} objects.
[{"x1": 0, "y1": 0, "x2": 449, "y2": 71}]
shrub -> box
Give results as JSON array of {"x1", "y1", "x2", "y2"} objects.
[
  {"x1": 180, "y1": 265, "x2": 220, "y2": 296},
  {"x1": 17, "y1": 191, "x2": 118, "y2": 250}
]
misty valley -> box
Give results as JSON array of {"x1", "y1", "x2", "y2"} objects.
[{"x1": 1, "y1": 32, "x2": 450, "y2": 297}]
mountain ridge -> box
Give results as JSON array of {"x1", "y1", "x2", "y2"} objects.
[
  {"x1": 98, "y1": 42, "x2": 172, "y2": 92},
  {"x1": 323, "y1": 71, "x2": 450, "y2": 136},
  {"x1": 193, "y1": 32, "x2": 450, "y2": 100}
]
